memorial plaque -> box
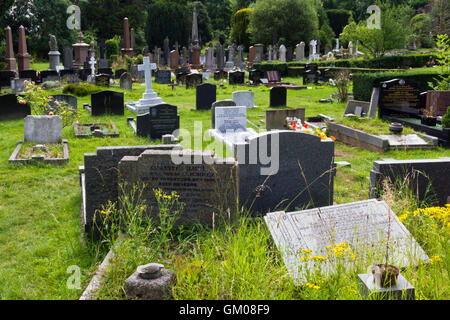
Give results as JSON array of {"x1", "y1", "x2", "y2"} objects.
[
  {"x1": 118, "y1": 150, "x2": 238, "y2": 226},
  {"x1": 136, "y1": 103, "x2": 180, "y2": 139},
  {"x1": 155, "y1": 70, "x2": 171, "y2": 84},
  {"x1": 90, "y1": 91, "x2": 124, "y2": 116},
  {"x1": 95, "y1": 74, "x2": 110, "y2": 87},
  {"x1": 215, "y1": 106, "x2": 247, "y2": 134},
  {"x1": 379, "y1": 79, "x2": 421, "y2": 118},
  {"x1": 264, "y1": 199, "x2": 429, "y2": 283}
]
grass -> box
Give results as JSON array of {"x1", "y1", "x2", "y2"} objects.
[{"x1": 0, "y1": 74, "x2": 449, "y2": 299}]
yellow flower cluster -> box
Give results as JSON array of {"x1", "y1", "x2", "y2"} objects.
[
  {"x1": 155, "y1": 189, "x2": 180, "y2": 200},
  {"x1": 305, "y1": 283, "x2": 321, "y2": 290},
  {"x1": 412, "y1": 205, "x2": 450, "y2": 228},
  {"x1": 398, "y1": 212, "x2": 409, "y2": 222},
  {"x1": 429, "y1": 255, "x2": 443, "y2": 264},
  {"x1": 299, "y1": 243, "x2": 356, "y2": 261}
]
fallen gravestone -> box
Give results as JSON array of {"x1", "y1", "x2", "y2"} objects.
[{"x1": 344, "y1": 100, "x2": 371, "y2": 117}]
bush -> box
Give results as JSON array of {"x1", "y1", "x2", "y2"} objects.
[
  {"x1": 105, "y1": 39, "x2": 120, "y2": 62},
  {"x1": 442, "y1": 107, "x2": 450, "y2": 128},
  {"x1": 352, "y1": 69, "x2": 444, "y2": 101},
  {"x1": 232, "y1": 8, "x2": 253, "y2": 48},
  {"x1": 62, "y1": 82, "x2": 103, "y2": 97}
]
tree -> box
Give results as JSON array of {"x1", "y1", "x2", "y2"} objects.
[
  {"x1": 231, "y1": 8, "x2": 253, "y2": 48},
  {"x1": 230, "y1": 0, "x2": 255, "y2": 13},
  {"x1": 248, "y1": 0, "x2": 319, "y2": 47},
  {"x1": 204, "y1": 0, "x2": 233, "y2": 33},
  {"x1": 430, "y1": 0, "x2": 450, "y2": 35},
  {"x1": 0, "y1": 0, "x2": 14, "y2": 29},
  {"x1": 341, "y1": 3, "x2": 411, "y2": 57},
  {"x1": 410, "y1": 13, "x2": 433, "y2": 48},
  {"x1": 187, "y1": 1, "x2": 212, "y2": 44}
]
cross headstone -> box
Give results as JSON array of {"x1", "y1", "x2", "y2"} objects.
[
  {"x1": 139, "y1": 57, "x2": 157, "y2": 94},
  {"x1": 88, "y1": 56, "x2": 96, "y2": 82}
]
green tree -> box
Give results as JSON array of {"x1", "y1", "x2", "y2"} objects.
[
  {"x1": 231, "y1": 8, "x2": 253, "y2": 48},
  {"x1": 230, "y1": 0, "x2": 255, "y2": 13},
  {"x1": 410, "y1": 13, "x2": 433, "y2": 48},
  {"x1": 204, "y1": 0, "x2": 233, "y2": 33},
  {"x1": 248, "y1": 0, "x2": 319, "y2": 47},
  {"x1": 430, "y1": 0, "x2": 450, "y2": 35}
]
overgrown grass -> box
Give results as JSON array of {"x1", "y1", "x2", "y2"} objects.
[{"x1": 0, "y1": 75, "x2": 449, "y2": 299}]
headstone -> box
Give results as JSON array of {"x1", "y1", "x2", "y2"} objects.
[
  {"x1": 205, "y1": 44, "x2": 214, "y2": 70},
  {"x1": 296, "y1": 42, "x2": 305, "y2": 61},
  {"x1": 379, "y1": 79, "x2": 421, "y2": 118},
  {"x1": 196, "y1": 83, "x2": 216, "y2": 110},
  {"x1": 211, "y1": 100, "x2": 237, "y2": 129},
  {"x1": 232, "y1": 91, "x2": 254, "y2": 109},
  {"x1": 11, "y1": 78, "x2": 27, "y2": 93},
  {"x1": 270, "y1": 87, "x2": 287, "y2": 107},
  {"x1": 370, "y1": 158, "x2": 450, "y2": 206},
  {"x1": 18, "y1": 70, "x2": 38, "y2": 83},
  {"x1": 17, "y1": 26, "x2": 31, "y2": 71},
  {"x1": 121, "y1": 18, "x2": 133, "y2": 57},
  {"x1": 186, "y1": 73, "x2": 203, "y2": 89},
  {"x1": 215, "y1": 42, "x2": 225, "y2": 71},
  {"x1": 0, "y1": 94, "x2": 31, "y2": 120},
  {"x1": 191, "y1": 40, "x2": 201, "y2": 69},
  {"x1": 47, "y1": 94, "x2": 77, "y2": 114},
  {"x1": 24, "y1": 115, "x2": 62, "y2": 143},
  {"x1": 265, "y1": 108, "x2": 305, "y2": 130},
  {"x1": 169, "y1": 50, "x2": 179, "y2": 69},
  {"x1": 425, "y1": 90, "x2": 450, "y2": 116},
  {"x1": 4, "y1": 26, "x2": 16, "y2": 71},
  {"x1": 236, "y1": 131, "x2": 335, "y2": 213},
  {"x1": 115, "y1": 68, "x2": 127, "y2": 79},
  {"x1": 344, "y1": 100, "x2": 371, "y2": 116},
  {"x1": 118, "y1": 149, "x2": 238, "y2": 226},
  {"x1": 95, "y1": 74, "x2": 110, "y2": 87},
  {"x1": 215, "y1": 106, "x2": 247, "y2": 134},
  {"x1": 228, "y1": 71, "x2": 245, "y2": 85},
  {"x1": 63, "y1": 47, "x2": 73, "y2": 70},
  {"x1": 264, "y1": 199, "x2": 428, "y2": 283},
  {"x1": 135, "y1": 103, "x2": 180, "y2": 139},
  {"x1": 62, "y1": 72, "x2": 80, "y2": 84},
  {"x1": 90, "y1": 91, "x2": 124, "y2": 116},
  {"x1": 40, "y1": 70, "x2": 60, "y2": 83},
  {"x1": 254, "y1": 44, "x2": 264, "y2": 63},
  {"x1": 0, "y1": 70, "x2": 16, "y2": 87},
  {"x1": 73, "y1": 32, "x2": 89, "y2": 69},
  {"x1": 120, "y1": 72, "x2": 133, "y2": 91},
  {"x1": 98, "y1": 59, "x2": 109, "y2": 69},
  {"x1": 236, "y1": 45, "x2": 245, "y2": 69},
  {"x1": 368, "y1": 87, "x2": 380, "y2": 119},
  {"x1": 130, "y1": 65, "x2": 145, "y2": 80},
  {"x1": 286, "y1": 46, "x2": 293, "y2": 62},
  {"x1": 155, "y1": 70, "x2": 171, "y2": 84},
  {"x1": 98, "y1": 68, "x2": 113, "y2": 78},
  {"x1": 248, "y1": 46, "x2": 256, "y2": 67}
]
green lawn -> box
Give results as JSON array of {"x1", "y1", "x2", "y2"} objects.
[{"x1": 0, "y1": 76, "x2": 448, "y2": 299}]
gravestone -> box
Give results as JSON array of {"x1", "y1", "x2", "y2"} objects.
[
  {"x1": 265, "y1": 199, "x2": 429, "y2": 284},
  {"x1": 40, "y1": 70, "x2": 59, "y2": 83},
  {"x1": 228, "y1": 71, "x2": 245, "y2": 85},
  {"x1": 19, "y1": 70, "x2": 38, "y2": 83},
  {"x1": 370, "y1": 158, "x2": 450, "y2": 206},
  {"x1": 214, "y1": 70, "x2": 227, "y2": 81},
  {"x1": 0, "y1": 94, "x2": 31, "y2": 120},
  {"x1": 379, "y1": 79, "x2": 421, "y2": 118},
  {"x1": 232, "y1": 91, "x2": 255, "y2": 109},
  {"x1": 115, "y1": 68, "x2": 127, "y2": 79},
  {"x1": 24, "y1": 115, "x2": 62, "y2": 143},
  {"x1": 62, "y1": 72, "x2": 80, "y2": 84},
  {"x1": 266, "y1": 108, "x2": 306, "y2": 130},
  {"x1": 135, "y1": 103, "x2": 180, "y2": 139},
  {"x1": 279, "y1": 45, "x2": 286, "y2": 62},
  {"x1": 269, "y1": 87, "x2": 287, "y2": 107},
  {"x1": 47, "y1": 94, "x2": 77, "y2": 114},
  {"x1": 11, "y1": 78, "x2": 27, "y2": 93},
  {"x1": 63, "y1": 47, "x2": 73, "y2": 70},
  {"x1": 344, "y1": 100, "x2": 371, "y2": 116},
  {"x1": 98, "y1": 59, "x2": 109, "y2": 69},
  {"x1": 286, "y1": 47, "x2": 293, "y2": 62},
  {"x1": 131, "y1": 65, "x2": 145, "y2": 80},
  {"x1": 186, "y1": 73, "x2": 203, "y2": 89},
  {"x1": 249, "y1": 69, "x2": 265, "y2": 84},
  {"x1": 215, "y1": 106, "x2": 247, "y2": 134},
  {"x1": 81, "y1": 144, "x2": 181, "y2": 235},
  {"x1": 79, "y1": 69, "x2": 90, "y2": 81},
  {"x1": 368, "y1": 87, "x2": 380, "y2": 119},
  {"x1": 95, "y1": 74, "x2": 110, "y2": 87},
  {"x1": 98, "y1": 68, "x2": 113, "y2": 78},
  {"x1": 118, "y1": 150, "x2": 238, "y2": 226},
  {"x1": 169, "y1": 50, "x2": 179, "y2": 69},
  {"x1": 90, "y1": 91, "x2": 124, "y2": 116},
  {"x1": 196, "y1": 83, "x2": 216, "y2": 110},
  {"x1": 211, "y1": 100, "x2": 237, "y2": 129},
  {"x1": 120, "y1": 72, "x2": 133, "y2": 91},
  {"x1": 235, "y1": 131, "x2": 335, "y2": 214},
  {"x1": 155, "y1": 70, "x2": 171, "y2": 84},
  {"x1": 296, "y1": 42, "x2": 305, "y2": 61},
  {"x1": 425, "y1": 90, "x2": 450, "y2": 116}
]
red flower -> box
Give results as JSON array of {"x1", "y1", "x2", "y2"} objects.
[
  {"x1": 330, "y1": 136, "x2": 336, "y2": 141},
  {"x1": 303, "y1": 123, "x2": 309, "y2": 128},
  {"x1": 49, "y1": 112, "x2": 54, "y2": 116}
]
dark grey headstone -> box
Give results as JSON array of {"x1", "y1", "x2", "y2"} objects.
[
  {"x1": 186, "y1": 73, "x2": 203, "y2": 89},
  {"x1": 370, "y1": 158, "x2": 450, "y2": 206},
  {"x1": 120, "y1": 72, "x2": 132, "y2": 91},
  {"x1": 228, "y1": 71, "x2": 245, "y2": 85},
  {"x1": 196, "y1": 83, "x2": 216, "y2": 110},
  {"x1": 63, "y1": 47, "x2": 73, "y2": 70},
  {"x1": 155, "y1": 70, "x2": 171, "y2": 84},
  {"x1": 0, "y1": 94, "x2": 31, "y2": 121},
  {"x1": 130, "y1": 65, "x2": 145, "y2": 79},
  {"x1": 98, "y1": 58, "x2": 109, "y2": 69},
  {"x1": 0, "y1": 70, "x2": 17, "y2": 87},
  {"x1": 269, "y1": 87, "x2": 287, "y2": 107},
  {"x1": 95, "y1": 74, "x2": 110, "y2": 87},
  {"x1": 90, "y1": 91, "x2": 124, "y2": 116},
  {"x1": 98, "y1": 68, "x2": 113, "y2": 78},
  {"x1": 235, "y1": 131, "x2": 335, "y2": 214},
  {"x1": 19, "y1": 70, "x2": 38, "y2": 83},
  {"x1": 47, "y1": 94, "x2": 78, "y2": 114},
  {"x1": 136, "y1": 103, "x2": 180, "y2": 139},
  {"x1": 115, "y1": 68, "x2": 127, "y2": 79},
  {"x1": 379, "y1": 79, "x2": 421, "y2": 118}
]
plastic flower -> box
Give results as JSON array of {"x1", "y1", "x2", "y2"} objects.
[{"x1": 330, "y1": 136, "x2": 336, "y2": 141}]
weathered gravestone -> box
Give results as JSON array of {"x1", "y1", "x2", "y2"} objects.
[
  {"x1": 344, "y1": 100, "x2": 371, "y2": 117},
  {"x1": 118, "y1": 149, "x2": 238, "y2": 226},
  {"x1": 120, "y1": 72, "x2": 132, "y2": 91},
  {"x1": 211, "y1": 100, "x2": 236, "y2": 129},
  {"x1": 80, "y1": 145, "x2": 181, "y2": 235},
  {"x1": 133, "y1": 103, "x2": 180, "y2": 139},
  {"x1": 47, "y1": 94, "x2": 77, "y2": 114},
  {"x1": 155, "y1": 70, "x2": 171, "y2": 84},
  {"x1": 11, "y1": 78, "x2": 27, "y2": 93},
  {"x1": 88, "y1": 91, "x2": 124, "y2": 116},
  {"x1": 228, "y1": 71, "x2": 245, "y2": 85},
  {"x1": 24, "y1": 115, "x2": 62, "y2": 143},
  {"x1": 196, "y1": 83, "x2": 216, "y2": 110},
  {"x1": 40, "y1": 70, "x2": 60, "y2": 83},
  {"x1": 269, "y1": 87, "x2": 287, "y2": 107},
  {"x1": 370, "y1": 158, "x2": 450, "y2": 206},
  {"x1": 95, "y1": 74, "x2": 110, "y2": 87},
  {"x1": 425, "y1": 90, "x2": 450, "y2": 116},
  {"x1": 232, "y1": 91, "x2": 255, "y2": 109},
  {"x1": 379, "y1": 79, "x2": 422, "y2": 118},
  {"x1": 266, "y1": 108, "x2": 306, "y2": 131},
  {"x1": 264, "y1": 199, "x2": 429, "y2": 284},
  {"x1": 0, "y1": 94, "x2": 31, "y2": 121},
  {"x1": 234, "y1": 131, "x2": 335, "y2": 214},
  {"x1": 186, "y1": 73, "x2": 203, "y2": 89}
]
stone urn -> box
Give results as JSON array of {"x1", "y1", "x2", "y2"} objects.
[{"x1": 389, "y1": 122, "x2": 404, "y2": 134}]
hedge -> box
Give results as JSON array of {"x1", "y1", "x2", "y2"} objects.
[{"x1": 352, "y1": 69, "x2": 444, "y2": 102}]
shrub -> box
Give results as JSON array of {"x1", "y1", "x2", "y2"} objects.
[
  {"x1": 105, "y1": 39, "x2": 120, "y2": 62},
  {"x1": 442, "y1": 107, "x2": 450, "y2": 128},
  {"x1": 62, "y1": 82, "x2": 103, "y2": 97},
  {"x1": 232, "y1": 8, "x2": 253, "y2": 48}
]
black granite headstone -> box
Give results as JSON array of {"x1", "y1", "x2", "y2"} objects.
[
  {"x1": 47, "y1": 94, "x2": 78, "y2": 114},
  {"x1": 249, "y1": 69, "x2": 265, "y2": 84},
  {"x1": 136, "y1": 103, "x2": 180, "y2": 139},
  {"x1": 95, "y1": 74, "x2": 110, "y2": 87},
  {"x1": 0, "y1": 71, "x2": 16, "y2": 87},
  {"x1": 186, "y1": 73, "x2": 203, "y2": 89},
  {"x1": 90, "y1": 91, "x2": 124, "y2": 116},
  {"x1": 379, "y1": 79, "x2": 421, "y2": 118},
  {"x1": 196, "y1": 83, "x2": 217, "y2": 110},
  {"x1": 19, "y1": 70, "x2": 38, "y2": 83},
  {"x1": 214, "y1": 70, "x2": 228, "y2": 81},
  {"x1": 79, "y1": 69, "x2": 90, "y2": 81},
  {"x1": 0, "y1": 94, "x2": 31, "y2": 121},
  {"x1": 98, "y1": 68, "x2": 113, "y2": 78},
  {"x1": 115, "y1": 68, "x2": 127, "y2": 79},
  {"x1": 228, "y1": 71, "x2": 245, "y2": 85},
  {"x1": 269, "y1": 87, "x2": 287, "y2": 107},
  {"x1": 155, "y1": 70, "x2": 171, "y2": 84}
]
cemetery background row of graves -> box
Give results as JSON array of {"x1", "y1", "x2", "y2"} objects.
[{"x1": 0, "y1": 2, "x2": 449, "y2": 300}]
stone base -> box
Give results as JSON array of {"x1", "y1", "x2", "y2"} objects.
[
  {"x1": 358, "y1": 273, "x2": 415, "y2": 300},
  {"x1": 126, "y1": 100, "x2": 164, "y2": 115},
  {"x1": 124, "y1": 269, "x2": 174, "y2": 300},
  {"x1": 208, "y1": 128, "x2": 258, "y2": 152}
]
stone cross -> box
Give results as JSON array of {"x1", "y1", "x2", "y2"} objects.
[
  {"x1": 138, "y1": 56, "x2": 157, "y2": 93},
  {"x1": 89, "y1": 56, "x2": 96, "y2": 77}
]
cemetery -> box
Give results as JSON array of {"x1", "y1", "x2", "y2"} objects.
[{"x1": 0, "y1": 0, "x2": 449, "y2": 303}]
